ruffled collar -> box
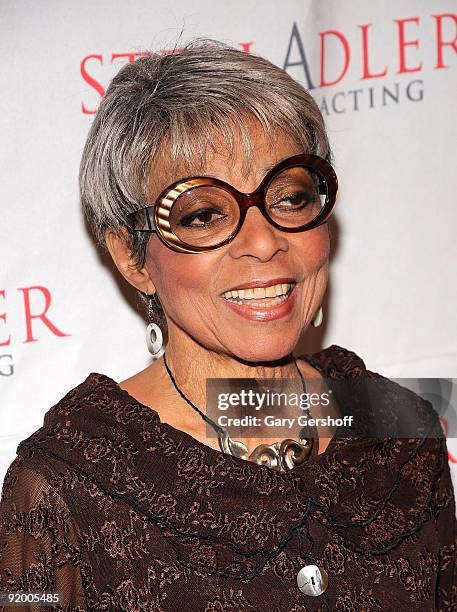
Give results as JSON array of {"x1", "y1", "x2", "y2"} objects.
[{"x1": 16, "y1": 345, "x2": 445, "y2": 579}]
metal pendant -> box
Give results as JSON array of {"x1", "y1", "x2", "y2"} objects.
[{"x1": 218, "y1": 426, "x2": 318, "y2": 472}]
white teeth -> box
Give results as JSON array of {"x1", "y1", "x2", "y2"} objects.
[{"x1": 222, "y1": 282, "x2": 294, "y2": 303}]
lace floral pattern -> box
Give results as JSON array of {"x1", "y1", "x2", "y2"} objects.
[{"x1": 0, "y1": 345, "x2": 455, "y2": 611}]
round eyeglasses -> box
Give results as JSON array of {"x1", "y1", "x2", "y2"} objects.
[{"x1": 128, "y1": 153, "x2": 338, "y2": 254}]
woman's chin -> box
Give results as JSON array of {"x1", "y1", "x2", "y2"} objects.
[{"x1": 227, "y1": 339, "x2": 298, "y2": 363}]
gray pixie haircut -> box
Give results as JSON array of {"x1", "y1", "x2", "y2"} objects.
[{"x1": 79, "y1": 38, "x2": 332, "y2": 330}]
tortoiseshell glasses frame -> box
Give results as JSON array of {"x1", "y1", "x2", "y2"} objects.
[{"x1": 127, "y1": 153, "x2": 338, "y2": 254}]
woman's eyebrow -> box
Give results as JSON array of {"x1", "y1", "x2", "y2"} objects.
[
  {"x1": 261, "y1": 161, "x2": 278, "y2": 173},
  {"x1": 261, "y1": 155, "x2": 301, "y2": 174}
]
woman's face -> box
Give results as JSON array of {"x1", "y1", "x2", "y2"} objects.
[{"x1": 143, "y1": 124, "x2": 330, "y2": 362}]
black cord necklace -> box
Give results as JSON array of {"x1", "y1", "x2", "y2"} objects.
[{"x1": 162, "y1": 352, "x2": 318, "y2": 471}]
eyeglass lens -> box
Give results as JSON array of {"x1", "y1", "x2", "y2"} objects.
[{"x1": 168, "y1": 166, "x2": 327, "y2": 248}]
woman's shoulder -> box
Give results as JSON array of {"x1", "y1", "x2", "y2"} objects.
[
  {"x1": 303, "y1": 344, "x2": 443, "y2": 439},
  {"x1": 45, "y1": 371, "x2": 134, "y2": 413},
  {"x1": 36, "y1": 371, "x2": 160, "y2": 430},
  {"x1": 1, "y1": 373, "x2": 117, "y2": 497},
  {"x1": 4, "y1": 371, "x2": 160, "y2": 501},
  {"x1": 300, "y1": 343, "x2": 375, "y2": 378},
  {"x1": 7, "y1": 371, "x2": 162, "y2": 497}
]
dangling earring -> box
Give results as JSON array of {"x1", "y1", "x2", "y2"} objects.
[
  {"x1": 146, "y1": 293, "x2": 165, "y2": 357},
  {"x1": 311, "y1": 305, "x2": 323, "y2": 327}
]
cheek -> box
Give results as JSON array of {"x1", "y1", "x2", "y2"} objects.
[
  {"x1": 144, "y1": 238, "x2": 218, "y2": 300},
  {"x1": 295, "y1": 225, "x2": 330, "y2": 269}
]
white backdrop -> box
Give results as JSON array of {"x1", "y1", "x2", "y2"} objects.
[{"x1": 1, "y1": 0, "x2": 456, "y2": 489}]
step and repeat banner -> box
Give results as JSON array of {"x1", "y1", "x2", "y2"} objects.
[{"x1": 1, "y1": 1, "x2": 456, "y2": 488}]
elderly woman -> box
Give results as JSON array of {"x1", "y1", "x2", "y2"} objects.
[{"x1": 0, "y1": 40, "x2": 455, "y2": 611}]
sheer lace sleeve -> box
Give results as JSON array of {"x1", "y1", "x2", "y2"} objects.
[
  {"x1": 435, "y1": 443, "x2": 457, "y2": 611},
  {"x1": 0, "y1": 460, "x2": 86, "y2": 611}
]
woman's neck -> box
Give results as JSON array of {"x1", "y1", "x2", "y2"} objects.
[
  {"x1": 119, "y1": 323, "x2": 334, "y2": 455},
  {"x1": 162, "y1": 331, "x2": 305, "y2": 411}
]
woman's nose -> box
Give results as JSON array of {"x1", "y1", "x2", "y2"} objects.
[{"x1": 227, "y1": 205, "x2": 289, "y2": 261}]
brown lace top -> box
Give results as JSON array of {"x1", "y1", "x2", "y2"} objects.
[{"x1": 0, "y1": 345, "x2": 455, "y2": 611}]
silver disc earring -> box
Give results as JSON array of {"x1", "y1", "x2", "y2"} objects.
[
  {"x1": 311, "y1": 305, "x2": 323, "y2": 327},
  {"x1": 146, "y1": 294, "x2": 165, "y2": 357},
  {"x1": 146, "y1": 323, "x2": 164, "y2": 357}
]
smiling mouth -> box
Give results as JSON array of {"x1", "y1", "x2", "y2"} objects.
[{"x1": 221, "y1": 282, "x2": 295, "y2": 307}]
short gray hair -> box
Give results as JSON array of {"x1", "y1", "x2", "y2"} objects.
[{"x1": 79, "y1": 38, "x2": 332, "y2": 329}]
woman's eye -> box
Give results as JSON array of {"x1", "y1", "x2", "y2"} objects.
[
  {"x1": 180, "y1": 208, "x2": 226, "y2": 227},
  {"x1": 273, "y1": 191, "x2": 313, "y2": 208}
]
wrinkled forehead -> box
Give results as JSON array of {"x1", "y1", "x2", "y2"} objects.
[{"x1": 147, "y1": 117, "x2": 307, "y2": 201}]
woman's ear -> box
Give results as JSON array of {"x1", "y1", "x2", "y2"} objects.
[{"x1": 105, "y1": 228, "x2": 155, "y2": 294}]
